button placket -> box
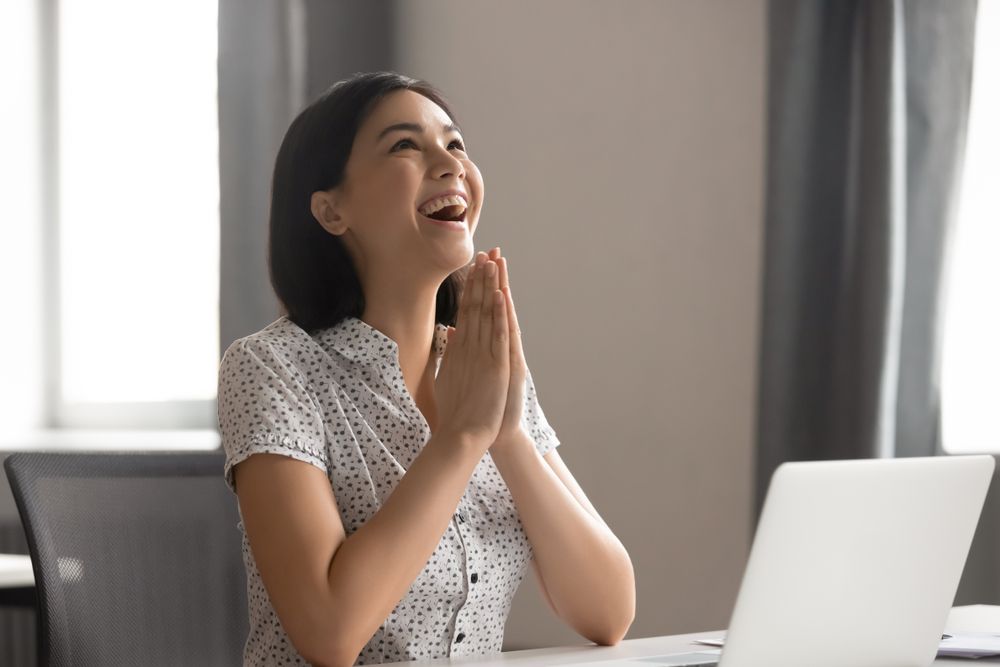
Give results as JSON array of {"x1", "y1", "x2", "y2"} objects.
[
  {"x1": 451, "y1": 601, "x2": 473, "y2": 654},
  {"x1": 449, "y1": 503, "x2": 474, "y2": 656}
]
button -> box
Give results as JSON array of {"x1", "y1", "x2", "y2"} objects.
[
  {"x1": 456, "y1": 511, "x2": 467, "y2": 523},
  {"x1": 455, "y1": 632, "x2": 466, "y2": 643},
  {"x1": 470, "y1": 573, "x2": 478, "y2": 584}
]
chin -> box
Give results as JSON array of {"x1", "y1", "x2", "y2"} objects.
[{"x1": 424, "y1": 243, "x2": 472, "y2": 275}]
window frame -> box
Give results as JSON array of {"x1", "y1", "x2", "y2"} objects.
[{"x1": 25, "y1": 0, "x2": 218, "y2": 441}]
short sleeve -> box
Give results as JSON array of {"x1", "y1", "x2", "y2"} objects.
[
  {"x1": 217, "y1": 338, "x2": 329, "y2": 494},
  {"x1": 521, "y1": 366, "x2": 561, "y2": 458}
]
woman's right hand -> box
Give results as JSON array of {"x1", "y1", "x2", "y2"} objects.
[{"x1": 434, "y1": 251, "x2": 510, "y2": 454}]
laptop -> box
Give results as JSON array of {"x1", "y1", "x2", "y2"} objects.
[{"x1": 596, "y1": 455, "x2": 995, "y2": 667}]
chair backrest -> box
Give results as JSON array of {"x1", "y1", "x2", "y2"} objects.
[{"x1": 3, "y1": 451, "x2": 248, "y2": 667}]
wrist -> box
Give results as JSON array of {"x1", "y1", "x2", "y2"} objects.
[
  {"x1": 433, "y1": 426, "x2": 491, "y2": 455},
  {"x1": 491, "y1": 429, "x2": 536, "y2": 455}
]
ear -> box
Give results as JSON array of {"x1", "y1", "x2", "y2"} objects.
[{"x1": 310, "y1": 190, "x2": 348, "y2": 236}]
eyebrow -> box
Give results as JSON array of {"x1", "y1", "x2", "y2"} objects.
[{"x1": 376, "y1": 121, "x2": 463, "y2": 144}]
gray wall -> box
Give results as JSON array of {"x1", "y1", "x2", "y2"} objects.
[{"x1": 392, "y1": 0, "x2": 766, "y2": 648}]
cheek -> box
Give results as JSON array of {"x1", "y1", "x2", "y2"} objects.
[
  {"x1": 385, "y1": 166, "x2": 418, "y2": 196},
  {"x1": 370, "y1": 167, "x2": 419, "y2": 215},
  {"x1": 467, "y1": 160, "x2": 483, "y2": 187},
  {"x1": 466, "y1": 162, "x2": 485, "y2": 208}
]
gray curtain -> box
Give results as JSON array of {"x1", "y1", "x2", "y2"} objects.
[
  {"x1": 757, "y1": 0, "x2": 992, "y2": 596},
  {"x1": 218, "y1": 0, "x2": 397, "y2": 353}
]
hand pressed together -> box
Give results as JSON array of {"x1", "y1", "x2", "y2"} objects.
[
  {"x1": 484, "y1": 246, "x2": 528, "y2": 449},
  {"x1": 432, "y1": 246, "x2": 531, "y2": 454}
]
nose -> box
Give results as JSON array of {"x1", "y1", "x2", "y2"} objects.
[{"x1": 429, "y1": 143, "x2": 465, "y2": 181}]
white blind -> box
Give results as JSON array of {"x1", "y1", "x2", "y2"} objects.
[
  {"x1": 941, "y1": 0, "x2": 1000, "y2": 453},
  {"x1": 58, "y1": 0, "x2": 220, "y2": 405},
  {"x1": 0, "y1": 0, "x2": 44, "y2": 431}
]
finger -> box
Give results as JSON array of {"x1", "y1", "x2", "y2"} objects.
[
  {"x1": 453, "y1": 267, "x2": 470, "y2": 348},
  {"x1": 493, "y1": 283, "x2": 508, "y2": 361},
  {"x1": 464, "y1": 263, "x2": 482, "y2": 347},
  {"x1": 503, "y1": 280, "x2": 523, "y2": 363},
  {"x1": 498, "y1": 255, "x2": 510, "y2": 293},
  {"x1": 480, "y1": 259, "x2": 498, "y2": 344},
  {"x1": 470, "y1": 252, "x2": 489, "y2": 343},
  {"x1": 489, "y1": 246, "x2": 500, "y2": 263},
  {"x1": 498, "y1": 257, "x2": 516, "y2": 340}
]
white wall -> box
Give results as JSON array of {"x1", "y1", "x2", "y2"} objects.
[{"x1": 394, "y1": 0, "x2": 766, "y2": 649}]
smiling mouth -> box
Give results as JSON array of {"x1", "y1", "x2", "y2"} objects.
[{"x1": 419, "y1": 203, "x2": 468, "y2": 223}]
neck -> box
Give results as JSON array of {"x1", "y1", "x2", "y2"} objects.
[{"x1": 359, "y1": 286, "x2": 440, "y2": 405}]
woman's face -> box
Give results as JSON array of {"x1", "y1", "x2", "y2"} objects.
[{"x1": 316, "y1": 89, "x2": 484, "y2": 283}]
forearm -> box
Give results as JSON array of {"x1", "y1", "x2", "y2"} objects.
[
  {"x1": 490, "y1": 435, "x2": 635, "y2": 645},
  {"x1": 325, "y1": 430, "x2": 483, "y2": 665}
]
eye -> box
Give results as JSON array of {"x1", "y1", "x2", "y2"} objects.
[
  {"x1": 391, "y1": 137, "x2": 417, "y2": 151},
  {"x1": 390, "y1": 137, "x2": 467, "y2": 152}
]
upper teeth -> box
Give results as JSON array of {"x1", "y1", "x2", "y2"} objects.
[{"x1": 419, "y1": 194, "x2": 467, "y2": 216}]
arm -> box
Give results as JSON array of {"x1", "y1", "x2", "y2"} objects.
[
  {"x1": 235, "y1": 429, "x2": 483, "y2": 667},
  {"x1": 491, "y1": 434, "x2": 636, "y2": 646}
]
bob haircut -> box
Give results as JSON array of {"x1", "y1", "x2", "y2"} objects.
[{"x1": 268, "y1": 71, "x2": 467, "y2": 334}]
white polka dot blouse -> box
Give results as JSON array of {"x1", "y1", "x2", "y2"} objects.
[{"x1": 217, "y1": 315, "x2": 561, "y2": 665}]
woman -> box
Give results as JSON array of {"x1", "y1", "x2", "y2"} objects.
[{"x1": 218, "y1": 71, "x2": 635, "y2": 666}]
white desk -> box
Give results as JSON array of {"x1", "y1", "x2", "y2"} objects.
[
  {"x1": 0, "y1": 554, "x2": 32, "y2": 588},
  {"x1": 0, "y1": 554, "x2": 35, "y2": 607},
  {"x1": 383, "y1": 605, "x2": 1000, "y2": 666}
]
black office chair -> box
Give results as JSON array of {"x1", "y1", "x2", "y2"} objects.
[{"x1": 3, "y1": 451, "x2": 248, "y2": 667}]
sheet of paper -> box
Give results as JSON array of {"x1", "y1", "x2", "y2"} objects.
[
  {"x1": 691, "y1": 637, "x2": 725, "y2": 648},
  {"x1": 938, "y1": 632, "x2": 1000, "y2": 659}
]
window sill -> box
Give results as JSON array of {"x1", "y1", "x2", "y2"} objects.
[{"x1": 0, "y1": 429, "x2": 220, "y2": 452}]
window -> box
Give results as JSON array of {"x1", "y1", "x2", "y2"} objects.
[
  {"x1": 0, "y1": 0, "x2": 220, "y2": 448},
  {"x1": 941, "y1": 0, "x2": 1000, "y2": 454},
  {"x1": 0, "y1": 0, "x2": 44, "y2": 434}
]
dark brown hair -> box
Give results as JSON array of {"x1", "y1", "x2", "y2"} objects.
[{"x1": 268, "y1": 71, "x2": 466, "y2": 333}]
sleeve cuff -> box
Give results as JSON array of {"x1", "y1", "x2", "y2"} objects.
[{"x1": 223, "y1": 432, "x2": 329, "y2": 493}]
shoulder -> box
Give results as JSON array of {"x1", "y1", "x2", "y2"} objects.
[
  {"x1": 222, "y1": 316, "x2": 307, "y2": 355},
  {"x1": 219, "y1": 317, "x2": 328, "y2": 389},
  {"x1": 222, "y1": 316, "x2": 321, "y2": 363}
]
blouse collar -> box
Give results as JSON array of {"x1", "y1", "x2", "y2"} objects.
[{"x1": 315, "y1": 315, "x2": 449, "y2": 366}]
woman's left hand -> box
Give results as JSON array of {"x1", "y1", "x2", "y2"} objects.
[{"x1": 485, "y1": 246, "x2": 530, "y2": 451}]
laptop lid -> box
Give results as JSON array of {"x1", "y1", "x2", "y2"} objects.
[{"x1": 716, "y1": 455, "x2": 994, "y2": 667}]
